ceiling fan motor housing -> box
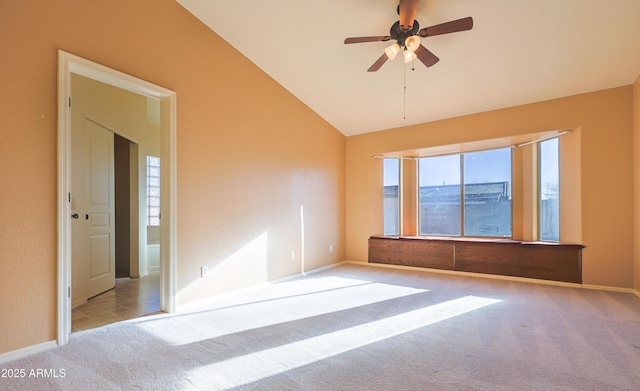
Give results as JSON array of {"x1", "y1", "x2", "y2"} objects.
[{"x1": 390, "y1": 20, "x2": 420, "y2": 47}]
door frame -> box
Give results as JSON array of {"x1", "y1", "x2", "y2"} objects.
[{"x1": 57, "y1": 50, "x2": 177, "y2": 345}]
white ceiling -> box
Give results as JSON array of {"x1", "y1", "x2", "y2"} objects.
[{"x1": 176, "y1": 0, "x2": 640, "y2": 137}]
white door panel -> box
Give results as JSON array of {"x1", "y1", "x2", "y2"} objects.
[
  {"x1": 72, "y1": 118, "x2": 115, "y2": 301},
  {"x1": 90, "y1": 234, "x2": 111, "y2": 278}
]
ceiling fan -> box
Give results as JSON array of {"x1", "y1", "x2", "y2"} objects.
[{"x1": 344, "y1": 0, "x2": 473, "y2": 72}]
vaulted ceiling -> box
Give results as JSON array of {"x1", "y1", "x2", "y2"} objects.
[{"x1": 176, "y1": 0, "x2": 640, "y2": 136}]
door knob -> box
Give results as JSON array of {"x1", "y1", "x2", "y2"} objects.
[{"x1": 71, "y1": 213, "x2": 79, "y2": 219}]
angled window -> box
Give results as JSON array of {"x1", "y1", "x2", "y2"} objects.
[
  {"x1": 383, "y1": 159, "x2": 400, "y2": 235},
  {"x1": 539, "y1": 138, "x2": 559, "y2": 242}
]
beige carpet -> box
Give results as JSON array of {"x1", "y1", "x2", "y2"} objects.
[{"x1": 2, "y1": 263, "x2": 640, "y2": 390}]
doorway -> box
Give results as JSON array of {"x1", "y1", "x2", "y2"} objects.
[
  {"x1": 115, "y1": 133, "x2": 137, "y2": 279},
  {"x1": 57, "y1": 50, "x2": 176, "y2": 345},
  {"x1": 71, "y1": 125, "x2": 158, "y2": 332}
]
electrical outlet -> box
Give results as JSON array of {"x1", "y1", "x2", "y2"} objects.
[
  {"x1": 291, "y1": 251, "x2": 295, "y2": 260},
  {"x1": 329, "y1": 244, "x2": 333, "y2": 252},
  {"x1": 201, "y1": 265, "x2": 209, "y2": 278}
]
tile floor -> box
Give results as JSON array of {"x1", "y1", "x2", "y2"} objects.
[{"x1": 72, "y1": 273, "x2": 161, "y2": 332}]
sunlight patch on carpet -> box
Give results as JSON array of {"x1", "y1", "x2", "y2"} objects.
[
  {"x1": 187, "y1": 295, "x2": 502, "y2": 389},
  {"x1": 134, "y1": 278, "x2": 430, "y2": 346}
]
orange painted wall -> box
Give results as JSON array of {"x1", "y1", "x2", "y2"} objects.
[
  {"x1": 347, "y1": 87, "x2": 635, "y2": 289},
  {"x1": 0, "y1": 0, "x2": 345, "y2": 354}
]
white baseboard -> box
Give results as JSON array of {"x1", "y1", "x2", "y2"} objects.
[
  {"x1": 72, "y1": 297, "x2": 87, "y2": 309},
  {"x1": 354, "y1": 261, "x2": 640, "y2": 295},
  {"x1": 0, "y1": 340, "x2": 57, "y2": 364},
  {"x1": 177, "y1": 261, "x2": 347, "y2": 313},
  {"x1": 581, "y1": 284, "x2": 636, "y2": 294},
  {"x1": 352, "y1": 260, "x2": 582, "y2": 288},
  {"x1": 175, "y1": 260, "x2": 640, "y2": 313}
]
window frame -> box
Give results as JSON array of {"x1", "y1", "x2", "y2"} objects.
[
  {"x1": 537, "y1": 137, "x2": 560, "y2": 242},
  {"x1": 382, "y1": 158, "x2": 402, "y2": 236}
]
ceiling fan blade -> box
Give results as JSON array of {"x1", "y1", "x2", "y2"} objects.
[
  {"x1": 415, "y1": 45, "x2": 439, "y2": 67},
  {"x1": 344, "y1": 36, "x2": 392, "y2": 44},
  {"x1": 398, "y1": 0, "x2": 420, "y2": 31},
  {"x1": 367, "y1": 53, "x2": 389, "y2": 72},
  {"x1": 419, "y1": 16, "x2": 473, "y2": 37}
]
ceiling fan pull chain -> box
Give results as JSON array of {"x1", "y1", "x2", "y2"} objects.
[{"x1": 403, "y1": 63, "x2": 407, "y2": 119}]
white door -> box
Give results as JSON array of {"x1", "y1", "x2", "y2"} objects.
[{"x1": 72, "y1": 118, "x2": 116, "y2": 301}]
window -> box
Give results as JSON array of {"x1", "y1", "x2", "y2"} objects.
[
  {"x1": 539, "y1": 138, "x2": 559, "y2": 242},
  {"x1": 383, "y1": 159, "x2": 400, "y2": 235},
  {"x1": 146, "y1": 155, "x2": 160, "y2": 226},
  {"x1": 463, "y1": 149, "x2": 512, "y2": 237},
  {"x1": 419, "y1": 148, "x2": 512, "y2": 237},
  {"x1": 418, "y1": 155, "x2": 461, "y2": 235}
]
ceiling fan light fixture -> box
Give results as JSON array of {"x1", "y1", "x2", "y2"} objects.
[
  {"x1": 404, "y1": 35, "x2": 421, "y2": 52},
  {"x1": 403, "y1": 49, "x2": 417, "y2": 63},
  {"x1": 343, "y1": 3, "x2": 473, "y2": 72},
  {"x1": 384, "y1": 42, "x2": 401, "y2": 60}
]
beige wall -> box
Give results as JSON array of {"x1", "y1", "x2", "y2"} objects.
[
  {"x1": 347, "y1": 87, "x2": 634, "y2": 289},
  {"x1": 634, "y1": 74, "x2": 640, "y2": 292},
  {"x1": 0, "y1": 0, "x2": 345, "y2": 354}
]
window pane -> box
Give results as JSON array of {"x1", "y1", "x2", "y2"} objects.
[
  {"x1": 383, "y1": 159, "x2": 400, "y2": 235},
  {"x1": 539, "y1": 138, "x2": 559, "y2": 242},
  {"x1": 419, "y1": 155, "x2": 461, "y2": 236},
  {"x1": 148, "y1": 167, "x2": 160, "y2": 177},
  {"x1": 147, "y1": 156, "x2": 160, "y2": 167},
  {"x1": 463, "y1": 148, "x2": 512, "y2": 237}
]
